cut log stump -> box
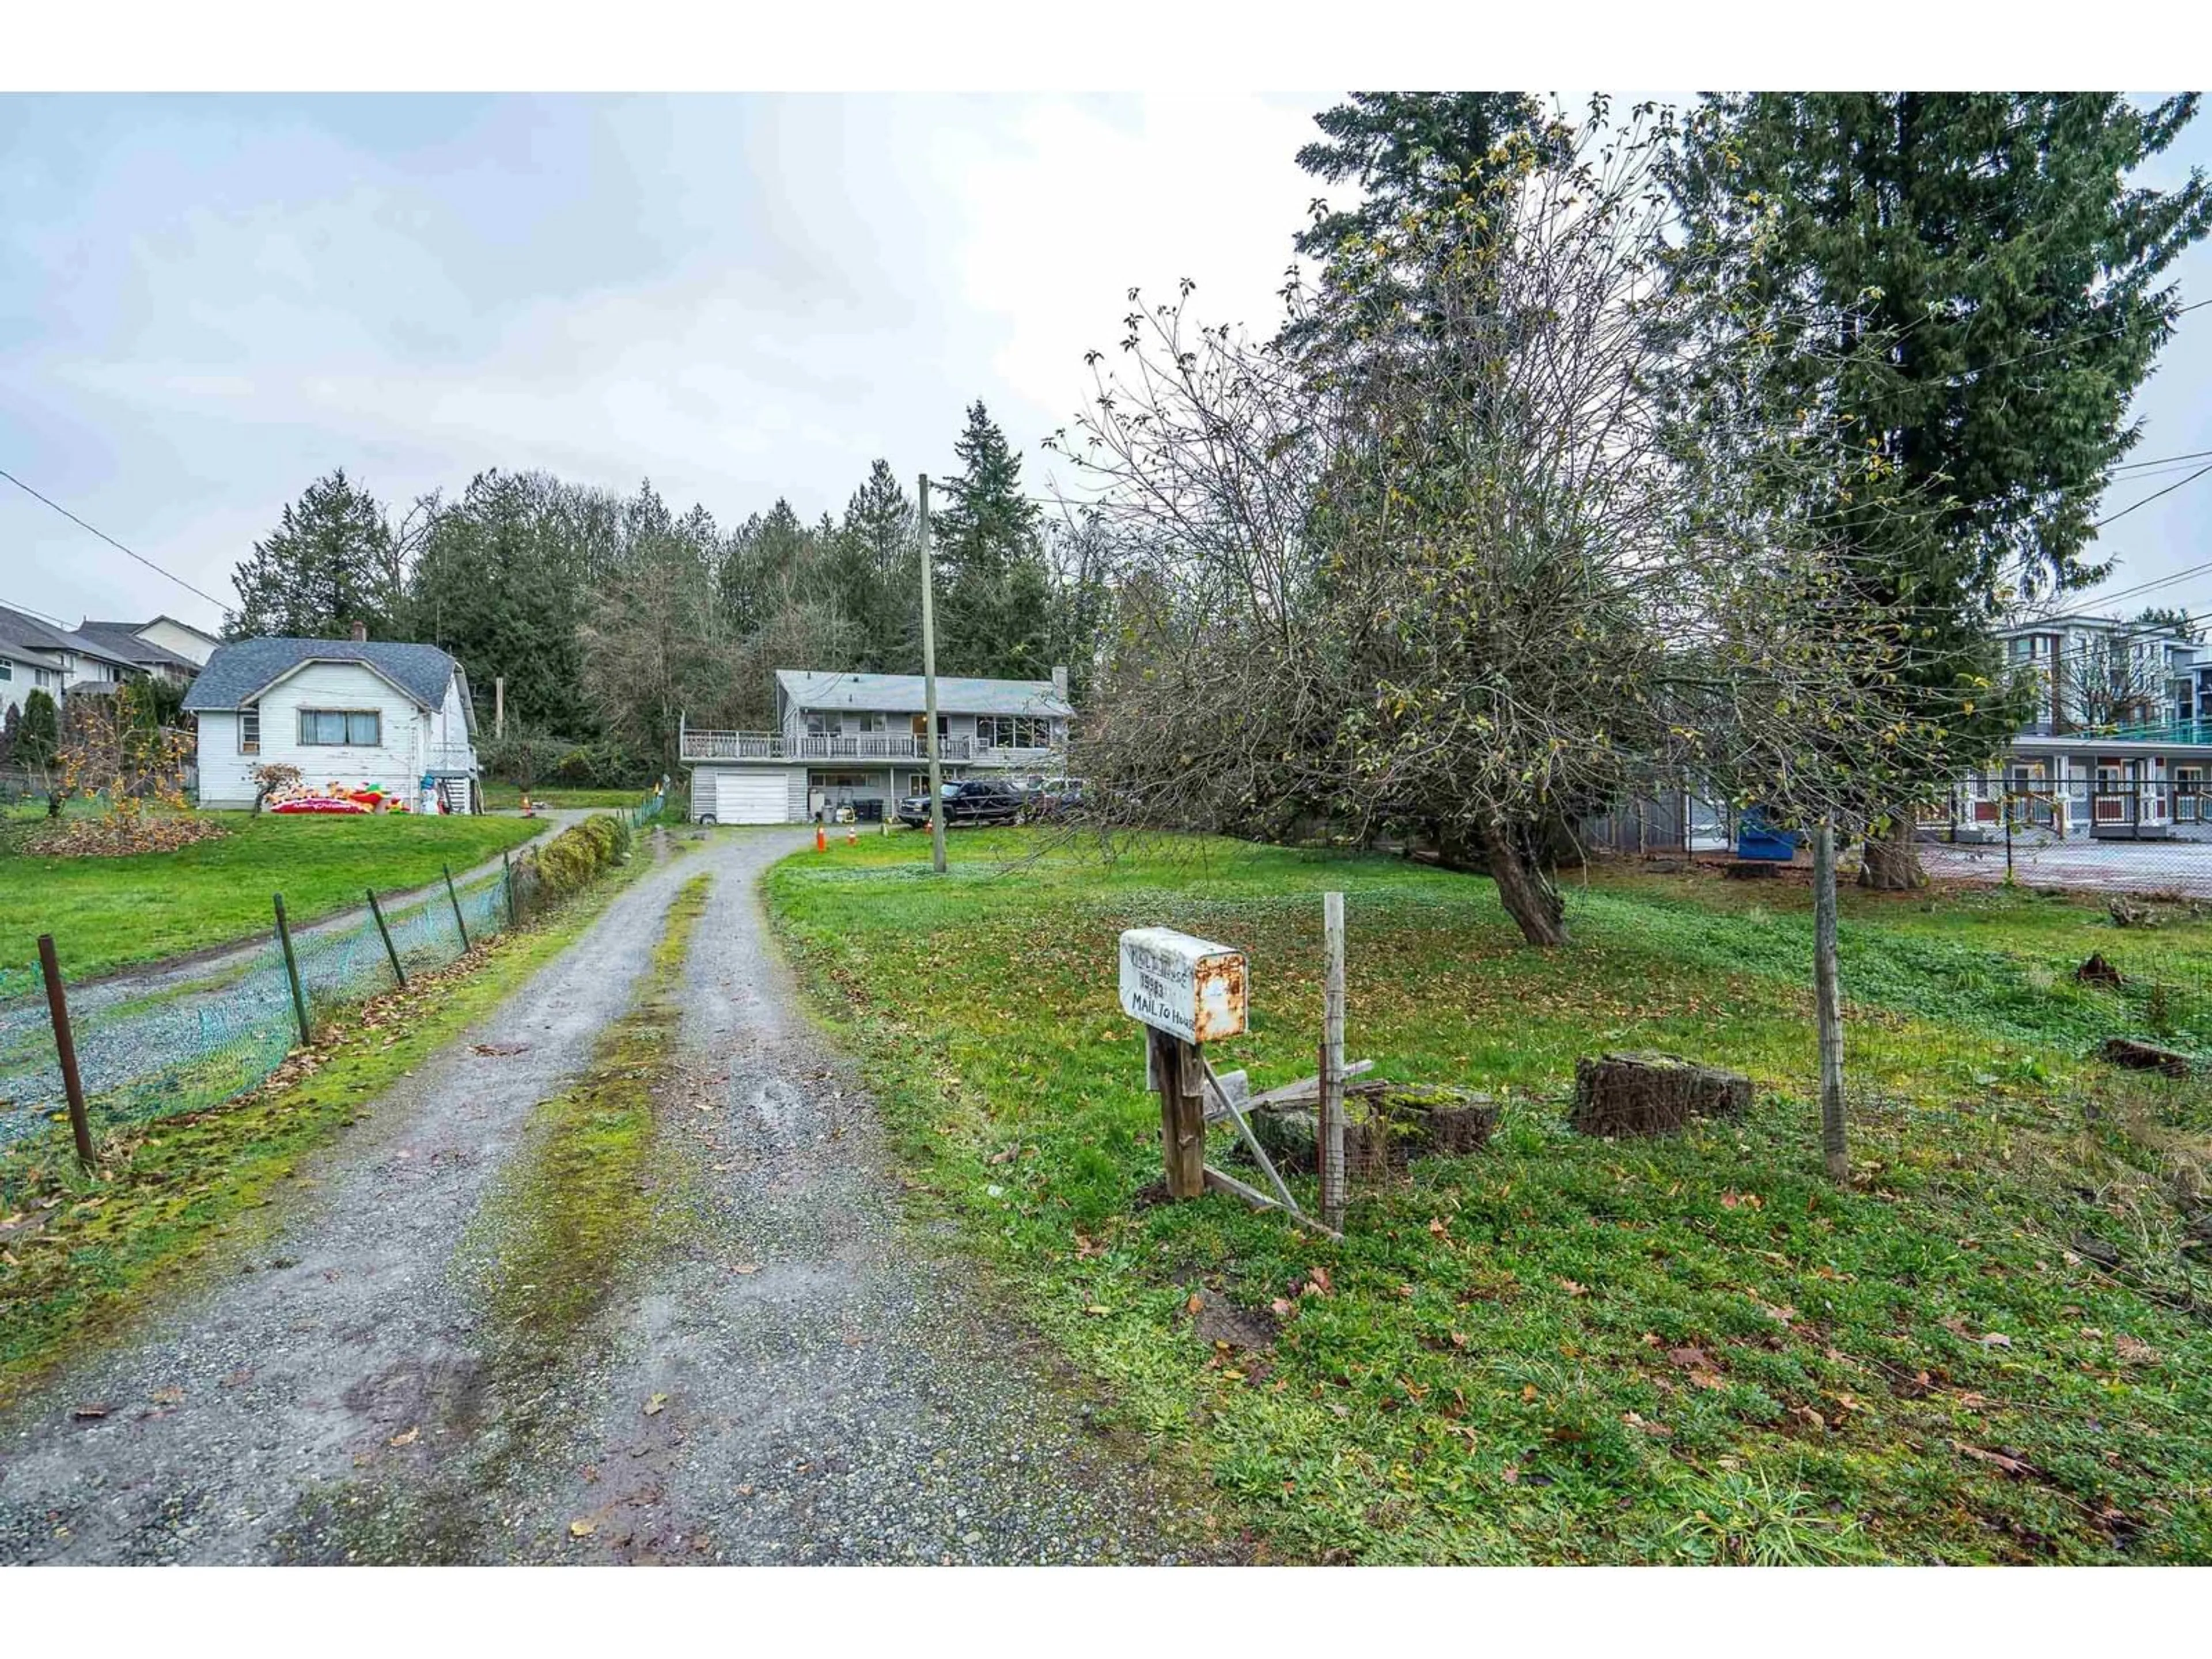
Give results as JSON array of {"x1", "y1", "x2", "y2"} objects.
[
  {"x1": 1244, "y1": 1082, "x2": 1496, "y2": 1176},
  {"x1": 1571, "y1": 1052, "x2": 1752, "y2": 1138},
  {"x1": 2097, "y1": 1037, "x2": 2195, "y2": 1079}
]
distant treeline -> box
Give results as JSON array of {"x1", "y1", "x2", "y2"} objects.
[{"x1": 224, "y1": 402, "x2": 1110, "y2": 785}]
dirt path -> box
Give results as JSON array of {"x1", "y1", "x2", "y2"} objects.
[{"x1": 0, "y1": 829, "x2": 1219, "y2": 1564}]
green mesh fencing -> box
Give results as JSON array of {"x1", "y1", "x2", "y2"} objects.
[{"x1": 0, "y1": 865, "x2": 524, "y2": 1187}]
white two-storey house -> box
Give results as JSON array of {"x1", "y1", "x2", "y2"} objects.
[
  {"x1": 181, "y1": 627, "x2": 483, "y2": 812},
  {"x1": 681, "y1": 667, "x2": 1073, "y2": 824}
]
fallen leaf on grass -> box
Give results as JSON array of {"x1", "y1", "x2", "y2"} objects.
[
  {"x1": 1427, "y1": 1217, "x2": 1449, "y2": 1239},
  {"x1": 1304, "y1": 1266, "x2": 1333, "y2": 1297},
  {"x1": 2115, "y1": 1334, "x2": 2157, "y2": 1365},
  {"x1": 569, "y1": 1518, "x2": 596, "y2": 1539},
  {"x1": 1270, "y1": 1298, "x2": 1296, "y2": 1317},
  {"x1": 1953, "y1": 1441, "x2": 2039, "y2": 1479},
  {"x1": 1557, "y1": 1278, "x2": 1589, "y2": 1297},
  {"x1": 1186, "y1": 1293, "x2": 1203, "y2": 1315},
  {"x1": 389, "y1": 1426, "x2": 418, "y2": 1447},
  {"x1": 643, "y1": 1393, "x2": 668, "y2": 1416},
  {"x1": 1500, "y1": 1464, "x2": 1521, "y2": 1486},
  {"x1": 1084, "y1": 1304, "x2": 1112, "y2": 1317},
  {"x1": 1621, "y1": 1412, "x2": 1673, "y2": 1437}
]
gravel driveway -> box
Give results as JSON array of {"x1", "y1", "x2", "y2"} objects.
[{"x1": 0, "y1": 828, "x2": 1221, "y2": 1564}]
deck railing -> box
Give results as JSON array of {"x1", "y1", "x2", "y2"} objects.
[{"x1": 677, "y1": 730, "x2": 1028, "y2": 763}]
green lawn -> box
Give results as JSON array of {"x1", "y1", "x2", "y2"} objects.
[
  {"x1": 2, "y1": 812, "x2": 545, "y2": 982},
  {"x1": 767, "y1": 830, "x2": 2212, "y2": 1563}
]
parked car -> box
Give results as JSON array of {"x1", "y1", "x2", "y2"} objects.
[
  {"x1": 1031, "y1": 777, "x2": 1087, "y2": 819},
  {"x1": 895, "y1": 779, "x2": 1024, "y2": 828}
]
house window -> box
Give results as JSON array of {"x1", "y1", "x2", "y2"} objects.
[
  {"x1": 299, "y1": 709, "x2": 380, "y2": 746},
  {"x1": 241, "y1": 705, "x2": 260, "y2": 755},
  {"x1": 805, "y1": 712, "x2": 836, "y2": 738},
  {"x1": 975, "y1": 715, "x2": 1052, "y2": 749},
  {"x1": 0, "y1": 661, "x2": 10, "y2": 681},
  {"x1": 808, "y1": 771, "x2": 875, "y2": 790},
  {"x1": 855, "y1": 712, "x2": 887, "y2": 733}
]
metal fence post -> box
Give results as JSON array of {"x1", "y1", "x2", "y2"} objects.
[
  {"x1": 272, "y1": 893, "x2": 312, "y2": 1048},
  {"x1": 35, "y1": 934, "x2": 96, "y2": 1169},
  {"x1": 366, "y1": 887, "x2": 406, "y2": 987},
  {"x1": 443, "y1": 862, "x2": 471, "y2": 953},
  {"x1": 502, "y1": 850, "x2": 518, "y2": 931}
]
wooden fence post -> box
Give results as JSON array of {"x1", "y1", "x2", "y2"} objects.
[
  {"x1": 36, "y1": 934, "x2": 96, "y2": 1169},
  {"x1": 442, "y1": 862, "x2": 471, "y2": 953},
  {"x1": 272, "y1": 893, "x2": 312, "y2": 1048},
  {"x1": 501, "y1": 850, "x2": 519, "y2": 930},
  {"x1": 366, "y1": 887, "x2": 406, "y2": 987},
  {"x1": 1320, "y1": 890, "x2": 1347, "y2": 1231}
]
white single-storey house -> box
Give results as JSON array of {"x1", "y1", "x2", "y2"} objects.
[
  {"x1": 680, "y1": 666, "x2": 1074, "y2": 823},
  {"x1": 181, "y1": 628, "x2": 483, "y2": 812}
]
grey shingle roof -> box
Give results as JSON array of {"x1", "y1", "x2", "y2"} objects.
[
  {"x1": 0, "y1": 603, "x2": 77, "y2": 664},
  {"x1": 774, "y1": 668, "x2": 1073, "y2": 718},
  {"x1": 71, "y1": 620, "x2": 198, "y2": 673},
  {"x1": 181, "y1": 638, "x2": 460, "y2": 713}
]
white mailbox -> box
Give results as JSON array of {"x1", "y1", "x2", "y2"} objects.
[{"x1": 1118, "y1": 927, "x2": 1248, "y2": 1045}]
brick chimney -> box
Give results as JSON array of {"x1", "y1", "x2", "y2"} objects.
[
  {"x1": 349, "y1": 619, "x2": 367, "y2": 642},
  {"x1": 1051, "y1": 664, "x2": 1069, "y2": 702}
]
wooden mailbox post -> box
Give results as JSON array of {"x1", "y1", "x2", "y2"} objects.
[{"x1": 1118, "y1": 927, "x2": 1338, "y2": 1237}]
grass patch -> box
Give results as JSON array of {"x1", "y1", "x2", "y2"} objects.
[
  {"x1": 459, "y1": 872, "x2": 710, "y2": 1344},
  {"x1": 0, "y1": 855, "x2": 648, "y2": 1408},
  {"x1": 2, "y1": 812, "x2": 546, "y2": 982},
  {"x1": 766, "y1": 828, "x2": 2212, "y2": 1563}
]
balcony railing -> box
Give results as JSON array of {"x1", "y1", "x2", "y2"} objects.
[{"x1": 678, "y1": 730, "x2": 994, "y2": 763}]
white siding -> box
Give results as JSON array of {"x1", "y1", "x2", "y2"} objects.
[
  {"x1": 688, "y1": 763, "x2": 806, "y2": 823},
  {"x1": 135, "y1": 619, "x2": 217, "y2": 667},
  {"x1": 195, "y1": 711, "x2": 250, "y2": 806},
  {"x1": 201, "y1": 661, "x2": 428, "y2": 809}
]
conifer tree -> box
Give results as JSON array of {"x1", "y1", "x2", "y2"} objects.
[
  {"x1": 226, "y1": 469, "x2": 403, "y2": 639},
  {"x1": 933, "y1": 402, "x2": 1051, "y2": 678},
  {"x1": 1665, "y1": 93, "x2": 2211, "y2": 885}
]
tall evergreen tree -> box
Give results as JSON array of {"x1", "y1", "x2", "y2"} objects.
[
  {"x1": 1294, "y1": 91, "x2": 1549, "y2": 263},
  {"x1": 832, "y1": 460, "x2": 919, "y2": 671},
  {"x1": 226, "y1": 469, "x2": 403, "y2": 639},
  {"x1": 16, "y1": 687, "x2": 59, "y2": 769},
  {"x1": 933, "y1": 402, "x2": 1051, "y2": 678},
  {"x1": 408, "y1": 471, "x2": 606, "y2": 740},
  {"x1": 1665, "y1": 93, "x2": 2211, "y2": 885}
]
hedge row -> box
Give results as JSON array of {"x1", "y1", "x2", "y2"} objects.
[{"x1": 522, "y1": 812, "x2": 634, "y2": 905}]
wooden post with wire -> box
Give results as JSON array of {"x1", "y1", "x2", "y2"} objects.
[
  {"x1": 442, "y1": 862, "x2": 470, "y2": 952},
  {"x1": 273, "y1": 893, "x2": 312, "y2": 1048},
  {"x1": 366, "y1": 887, "x2": 406, "y2": 987},
  {"x1": 36, "y1": 934, "x2": 96, "y2": 1170}
]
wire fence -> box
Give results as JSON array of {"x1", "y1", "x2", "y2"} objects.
[{"x1": 0, "y1": 790, "x2": 665, "y2": 1194}]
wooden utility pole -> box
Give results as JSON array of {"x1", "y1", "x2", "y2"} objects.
[
  {"x1": 1320, "y1": 891, "x2": 1347, "y2": 1230},
  {"x1": 1812, "y1": 824, "x2": 1847, "y2": 1181},
  {"x1": 918, "y1": 472, "x2": 947, "y2": 876},
  {"x1": 36, "y1": 934, "x2": 96, "y2": 1169}
]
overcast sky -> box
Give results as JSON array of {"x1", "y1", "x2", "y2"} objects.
[{"x1": 4, "y1": 92, "x2": 2209, "y2": 634}]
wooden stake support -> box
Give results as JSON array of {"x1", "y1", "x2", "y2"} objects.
[
  {"x1": 36, "y1": 934, "x2": 96, "y2": 1170},
  {"x1": 273, "y1": 892, "x2": 312, "y2": 1049},
  {"x1": 1320, "y1": 890, "x2": 1347, "y2": 1231},
  {"x1": 442, "y1": 862, "x2": 471, "y2": 952},
  {"x1": 366, "y1": 887, "x2": 406, "y2": 987}
]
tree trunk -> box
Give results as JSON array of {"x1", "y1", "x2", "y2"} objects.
[
  {"x1": 1857, "y1": 809, "x2": 1925, "y2": 890},
  {"x1": 1482, "y1": 823, "x2": 1569, "y2": 946},
  {"x1": 1812, "y1": 824, "x2": 1849, "y2": 1181}
]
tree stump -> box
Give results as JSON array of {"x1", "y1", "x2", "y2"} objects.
[
  {"x1": 1244, "y1": 1082, "x2": 1497, "y2": 1175},
  {"x1": 2075, "y1": 953, "x2": 2125, "y2": 988},
  {"x1": 1571, "y1": 1052, "x2": 1752, "y2": 1138}
]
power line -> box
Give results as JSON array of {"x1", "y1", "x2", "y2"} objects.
[
  {"x1": 2092, "y1": 461, "x2": 2212, "y2": 532},
  {"x1": 2111, "y1": 446, "x2": 2212, "y2": 475},
  {"x1": 0, "y1": 466, "x2": 229, "y2": 612}
]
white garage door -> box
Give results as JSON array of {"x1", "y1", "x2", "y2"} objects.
[{"x1": 714, "y1": 771, "x2": 790, "y2": 824}]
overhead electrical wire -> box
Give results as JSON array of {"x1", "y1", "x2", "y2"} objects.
[{"x1": 0, "y1": 465, "x2": 229, "y2": 612}]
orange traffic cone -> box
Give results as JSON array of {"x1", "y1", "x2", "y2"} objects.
[
  {"x1": 845, "y1": 820, "x2": 857, "y2": 847},
  {"x1": 815, "y1": 821, "x2": 827, "y2": 853}
]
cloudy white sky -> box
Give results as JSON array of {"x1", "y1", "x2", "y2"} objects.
[{"x1": 4, "y1": 91, "x2": 2210, "y2": 635}]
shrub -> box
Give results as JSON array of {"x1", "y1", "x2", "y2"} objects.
[{"x1": 519, "y1": 812, "x2": 634, "y2": 907}]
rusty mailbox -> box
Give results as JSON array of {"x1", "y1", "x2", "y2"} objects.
[{"x1": 1118, "y1": 927, "x2": 1248, "y2": 1046}]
